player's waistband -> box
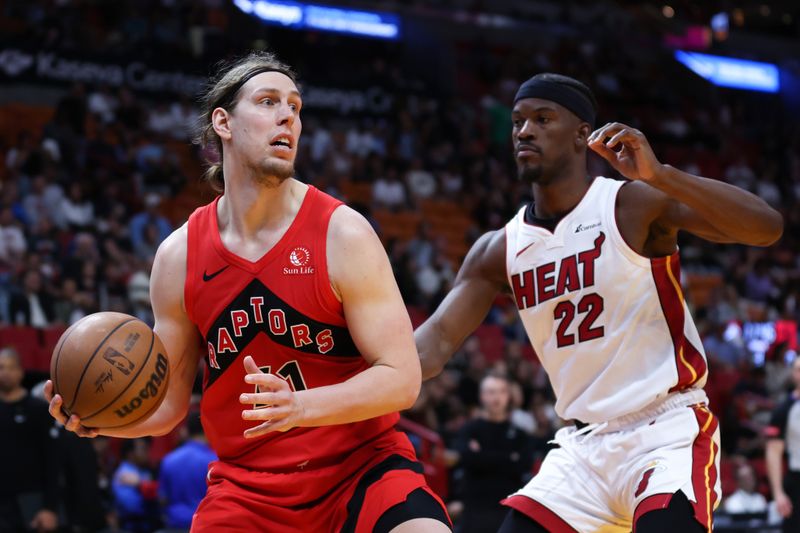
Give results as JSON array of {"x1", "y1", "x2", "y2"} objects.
[{"x1": 573, "y1": 388, "x2": 708, "y2": 434}]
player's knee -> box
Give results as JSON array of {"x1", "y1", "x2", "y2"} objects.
[
  {"x1": 634, "y1": 491, "x2": 706, "y2": 533},
  {"x1": 388, "y1": 518, "x2": 452, "y2": 533}
]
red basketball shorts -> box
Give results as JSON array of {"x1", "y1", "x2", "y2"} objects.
[{"x1": 191, "y1": 430, "x2": 449, "y2": 532}]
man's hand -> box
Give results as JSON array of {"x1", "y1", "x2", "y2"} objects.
[
  {"x1": 43, "y1": 380, "x2": 98, "y2": 438},
  {"x1": 239, "y1": 356, "x2": 306, "y2": 438},
  {"x1": 775, "y1": 490, "x2": 793, "y2": 518},
  {"x1": 30, "y1": 509, "x2": 58, "y2": 532},
  {"x1": 588, "y1": 122, "x2": 665, "y2": 183}
]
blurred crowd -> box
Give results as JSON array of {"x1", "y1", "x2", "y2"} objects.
[{"x1": 2, "y1": 0, "x2": 800, "y2": 531}]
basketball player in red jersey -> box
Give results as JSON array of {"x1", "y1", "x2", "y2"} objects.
[
  {"x1": 417, "y1": 74, "x2": 783, "y2": 532},
  {"x1": 44, "y1": 52, "x2": 451, "y2": 533}
]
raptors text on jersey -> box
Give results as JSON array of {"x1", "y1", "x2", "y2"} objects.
[{"x1": 184, "y1": 186, "x2": 398, "y2": 471}]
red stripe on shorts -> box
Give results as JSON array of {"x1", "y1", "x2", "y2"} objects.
[
  {"x1": 650, "y1": 254, "x2": 707, "y2": 391},
  {"x1": 632, "y1": 493, "x2": 673, "y2": 532},
  {"x1": 690, "y1": 405, "x2": 719, "y2": 532},
  {"x1": 501, "y1": 495, "x2": 578, "y2": 533}
]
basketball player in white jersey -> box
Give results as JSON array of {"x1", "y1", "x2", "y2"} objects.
[{"x1": 416, "y1": 73, "x2": 783, "y2": 533}]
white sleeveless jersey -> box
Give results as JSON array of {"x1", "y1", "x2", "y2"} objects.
[{"x1": 505, "y1": 176, "x2": 707, "y2": 423}]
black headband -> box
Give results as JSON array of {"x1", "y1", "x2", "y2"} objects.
[
  {"x1": 514, "y1": 77, "x2": 596, "y2": 126},
  {"x1": 217, "y1": 66, "x2": 294, "y2": 109}
]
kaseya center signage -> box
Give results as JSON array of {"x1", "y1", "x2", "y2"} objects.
[
  {"x1": 0, "y1": 48, "x2": 206, "y2": 96},
  {"x1": 0, "y1": 47, "x2": 396, "y2": 114}
]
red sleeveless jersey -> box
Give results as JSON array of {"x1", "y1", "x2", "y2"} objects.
[{"x1": 185, "y1": 185, "x2": 399, "y2": 471}]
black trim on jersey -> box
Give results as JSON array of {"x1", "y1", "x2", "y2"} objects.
[
  {"x1": 204, "y1": 278, "x2": 360, "y2": 389},
  {"x1": 373, "y1": 488, "x2": 451, "y2": 533},
  {"x1": 340, "y1": 454, "x2": 425, "y2": 533},
  {"x1": 524, "y1": 202, "x2": 560, "y2": 232}
]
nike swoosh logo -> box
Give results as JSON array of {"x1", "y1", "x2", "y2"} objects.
[
  {"x1": 203, "y1": 265, "x2": 229, "y2": 282},
  {"x1": 515, "y1": 242, "x2": 535, "y2": 258}
]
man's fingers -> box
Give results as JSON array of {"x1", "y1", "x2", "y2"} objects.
[
  {"x1": 605, "y1": 129, "x2": 639, "y2": 149},
  {"x1": 243, "y1": 421, "x2": 275, "y2": 438},
  {"x1": 588, "y1": 139, "x2": 618, "y2": 163},
  {"x1": 49, "y1": 398, "x2": 97, "y2": 437},
  {"x1": 43, "y1": 380, "x2": 54, "y2": 402},
  {"x1": 242, "y1": 405, "x2": 288, "y2": 421},
  {"x1": 245, "y1": 371, "x2": 288, "y2": 390},
  {"x1": 243, "y1": 355, "x2": 261, "y2": 374},
  {"x1": 590, "y1": 122, "x2": 639, "y2": 145},
  {"x1": 65, "y1": 414, "x2": 83, "y2": 433},
  {"x1": 589, "y1": 122, "x2": 621, "y2": 143},
  {"x1": 239, "y1": 391, "x2": 286, "y2": 405},
  {"x1": 243, "y1": 419, "x2": 291, "y2": 438},
  {"x1": 48, "y1": 395, "x2": 68, "y2": 425},
  {"x1": 78, "y1": 426, "x2": 99, "y2": 438}
]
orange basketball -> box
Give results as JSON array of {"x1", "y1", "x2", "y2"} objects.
[{"x1": 50, "y1": 312, "x2": 170, "y2": 429}]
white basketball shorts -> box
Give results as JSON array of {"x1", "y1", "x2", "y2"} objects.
[{"x1": 502, "y1": 389, "x2": 721, "y2": 533}]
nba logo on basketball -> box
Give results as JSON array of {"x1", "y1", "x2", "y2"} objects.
[{"x1": 284, "y1": 247, "x2": 314, "y2": 275}]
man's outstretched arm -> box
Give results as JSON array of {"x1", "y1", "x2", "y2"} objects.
[
  {"x1": 589, "y1": 122, "x2": 783, "y2": 247},
  {"x1": 416, "y1": 229, "x2": 508, "y2": 379}
]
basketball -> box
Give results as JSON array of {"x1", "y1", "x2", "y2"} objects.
[{"x1": 50, "y1": 312, "x2": 170, "y2": 429}]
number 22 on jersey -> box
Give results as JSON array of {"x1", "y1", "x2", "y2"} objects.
[{"x1": 553, "y1": 293, "x2": 605, "y2": 348}]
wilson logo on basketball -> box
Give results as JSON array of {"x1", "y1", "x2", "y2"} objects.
[
  {"x1": 114, "y1": 353, "x2": 169, "y2": 419},
  {"x1": 285, "y1": 247, "x2": 314, "y2": 275}
]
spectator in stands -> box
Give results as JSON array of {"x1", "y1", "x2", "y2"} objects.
[
  {"x1": 0, "y1": 206, "x2": 27, "y2": 267},
  {"x1": 5, "y1": 131, "x2": 33, "y2": 174},
  {"x1": 372, "y1": 163, "x2": 408, "y2": 210},
  {"x1": 415, "y1": 253, "x2": 453, "y2": 306},
  {"x1": 158, "y1": 412, "x2": 216, "y2": 531},
  {"x1": 406, "y1": 158, "x2": 438, "y2": 201},
  {"x1": 52, "y1": 278, "x2": 79, "y2": 327},
  {"x1": 723, "y1": 462, "x2": 768, "y2": 515},
  {"x1": 30, "y1": 381, "x2": 109, "y2": 532},
  {"x1": 407, "y1": 223, "x2": 436, "y2": 270},
  {"x1": 112, "y1": 438, "x2": 160, "y2": 533},
  {"x1": 129, "y1": 193, "x2": 172, "y2": 254},
  {"x1": 147, "y1": 101, "x2": 180, "y2": 136},
  {"x1": 87, "y1": 84, "x2": 118, "y2": 124},
  {"x1": 725, "y1": 155, "x2": 757, "y2": 191},
  {"x1": 23, "y1": 174, "x2": 62, "y2": 229},
  {"x1": 128, "y1": 258, "x2": 154, "y2": 324},
  {"x1": 744, "y1": 258, "x2": 779, "y2": 304},
  {"x1": 766, "y1": 356, "x2": 800, "y2": 533},
  {"x1": 703, "y1": 320, "x2": 748, "y2": 368},
  {"x1": 508, "y1": 380, "x2": 535, "y2": 435},
  {"x1": 9, "y1": 269, "x2": 54, "y2": 327},
  {"x1": 453, "y1": 372, "x2": 532, "y2": 533},
  {"x1": 0, "y1": 348, "x2": 59, "y2": 532},
  {"x1": 60, "y1": 182, "x2": 95, "y2": 231}
]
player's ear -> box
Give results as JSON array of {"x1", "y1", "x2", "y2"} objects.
[
  {"x1": 576, "y1": 122, "x2": 591, "y2": 150},
  {"x1": 212, "y1": 107, "x2": 232, "y2": 141}
]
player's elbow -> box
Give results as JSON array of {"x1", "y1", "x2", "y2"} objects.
[
  {"x1": 420, "y1": 352, "x2": 445, "y2": 381},
  {"x1": 145, "y1": 394, "x2": 190, "y2": 436},
  {"x1": 755, "y1": 208, "x2": 784, "y2": 246},
  {"x1": 396, "y1": 363, "x2": 422, "y2": 410}
]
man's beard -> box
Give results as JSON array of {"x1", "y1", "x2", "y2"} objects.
[
  {"x1": 518, "y1": 162, "x2": 543, "y2": 184},
  {"x1": 252, "y1": 157, "x2": 295, "y2": 188}
]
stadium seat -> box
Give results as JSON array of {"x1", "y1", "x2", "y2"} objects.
[
  {"x1": 474, "y1": 324, "x2": 505, "y2": 362},
  {"x1": 0, "y1": 326, "x2": 46, "y2": 371},
  {"x1": 40, "y1": 326, "x2": 67, "y2": 371}
]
